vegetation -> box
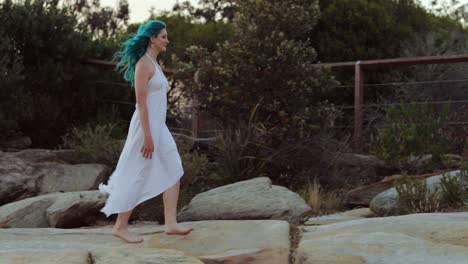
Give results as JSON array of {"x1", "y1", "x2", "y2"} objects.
[
  {"x1": 2, "y1": 0, "x2": 468, "y2": 220},
  {"x1": 372, "y1": 102, "x2": 451, "y2": 170}
]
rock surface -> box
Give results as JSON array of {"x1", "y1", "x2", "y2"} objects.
[
  {"x1": 305, "y1": 208, "x2": 374, "y2": 225},
  {"x1": 1, "y1": 220, "x2": 290, "y2": 264},
  {"x1": 297, "y1": 212, "x2": 468, "y2": 264},
  {"x1": 177, "y1": 177, "x2": 312, "y2": 223},
  {"x1": 0, "y1": 150, "x2": 108, "y2": 206},
  {"x1": 0, "y1": 190, "x2": 107, "y2": 228},
  {"x1": 0, "y1": 224, "x2": 202, "y2": 264}
]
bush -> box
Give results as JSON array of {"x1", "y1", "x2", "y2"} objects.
[
  {"x1": 394, "y1": 173, "x2": 441, "y2": 214},
  {"x1": 211, "y1": 104, "x2": 268, "y2": 184},
  {"x1": 440, "y1": 163, "x2": 468, "y2": 208},
  {"x1": 0, "y1": 0, "x2": 129, "y2": 147},
  {"x1": 175, "y1": 0, "x2": 337, "y2": 142},
  {"x1": 372, "y1": 102, "x2": 451, "y2": 170},
  {"x1": 61, "y1": 122, "x2": 125, "y2": 167}
]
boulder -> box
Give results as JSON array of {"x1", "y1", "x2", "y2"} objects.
[
  {"x1": 177, "y1": 177, "x2": 312, "y2": 223},
  {"x1": 0, "y1": 150, "x2": 109, "y2": 205},
  {"x1": 0, "y1": 190, "x2": 108, "y2": 228}
]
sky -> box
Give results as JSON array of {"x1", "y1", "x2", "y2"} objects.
[
  {"x1": 99, "y1": 0, "x2": 198, "y2": 23},
  {"x1": 100, "y1": 0, "x2": 468, "y2": 24}
]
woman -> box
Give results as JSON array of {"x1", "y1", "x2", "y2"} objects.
[{"x1": 98, "y1": 20, "x2": 193, "y2": 243}]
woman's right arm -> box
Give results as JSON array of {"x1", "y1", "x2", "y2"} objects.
[{"x1": 134, "y1": 59, "x2": 154, "y2": 159}]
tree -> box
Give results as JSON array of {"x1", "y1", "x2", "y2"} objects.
[
  {"x1": 175, "y1": 0, "x2": 337, "y2": 140},
  {"x1": 172, "y1": 0, "x2": 236, "y2": 22},
  {"x1": 428, "y1": 0, "x2": 468, "y2": 26},
  {"x1": 310, "y1": 0, "x2": 435, "y2": 63},
  {"x1": 64, "y1": 0, "x2": 130, "y2": 39},
  {"x1": 0, "y1": 0, "x2": 130, "y2": 146}
]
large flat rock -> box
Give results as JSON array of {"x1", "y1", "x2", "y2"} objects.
[
  {"x1": 0, "y1": 224, "x2": 202, "y2": 264},
  {"x1": 1, "y1": 220, "x2": 290, "y2": 264},
  {"x1": 296, "y1": 212, "x2": 468, "y2": 264}
]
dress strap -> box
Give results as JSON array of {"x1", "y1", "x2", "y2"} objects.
[{"x1": 144, "y1": 53, "x2": 159, "y2": 69}]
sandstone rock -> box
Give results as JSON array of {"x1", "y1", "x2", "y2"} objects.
[
  {"x1": 305, "y1": 208, "x2": 374, "y2": 226},
  {"x1": 297, "y1": 212, "x2": 468, "y2": 264},
  {"x1": 10, "y1": 148, "x2": 77, "y2": 163},
  {"x1": 149, "y1": 220, "x2": 290, "y2": 264},
  {"x1": 0, "y1": 221, "x2": 288, "y2": 264},
  {"x1": 0, "y1": 150, "x2": 109, "y2": 206},
  {"x1": 177, "y1": 177, "x2": 312, "y2": 222},
  {"x1": 0, "y1": 224, "x2": 202, "y2": 264},
  {"x1": 0, "y1": 191, "x2": 107, "y2": 228}
]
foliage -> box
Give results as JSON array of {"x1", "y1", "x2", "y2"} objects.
[
  {"x1": 0, "y1": 28, "x2": 30, "y2": 141},
  {"x1": 428, "y1": 0, "x2": 468, "y2": 27},
  {"x1": 440, "y1": 163, "x2": 468, "y2": 208},
  {"x1": 211, "y1": 104, "x2": 268, "y2": 183},
  {"x1": 173, "y1": 0, "x2": 236, "y2": 23},
  {"x1": 175, "y1": 0, "x2": 337, "y2": 143},
  {"x1": 394, "y1": 174, "x2": 441, "y2": 213},
  {"x1": 372, "y1": 102, "x2": 451, "y2": 168},
  {"x1": 178, "y1": 140, "x2": 211, "y2": 189},
  {"x1": 0, "y1": 0, "x2": 130, "y2": 147},
  {"x1": 129, "y1": 13, "x2": 234, "y2": 67},
  {"x1": 63, "y1": 0, "x2": 130, "y2": 39},
  {"x1": 61, "y1": 122, "x2": 125, "y2": 167},
  {"x1": 310, "y1": 0, "x2": 461, "y2": 63}
]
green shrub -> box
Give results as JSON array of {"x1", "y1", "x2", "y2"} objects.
[
  {"x1": 394, "y1": 174, "x2": 441, "y2": 213},
  {"x1": 61, "y1": 122, "x2": 125, "y2": 167},
  {"x1": 440, "y1": 163, "x2": 468, "y2": 208},
  {"x1": 372, "y1": 102, "x2": 451, "y2": 169}
]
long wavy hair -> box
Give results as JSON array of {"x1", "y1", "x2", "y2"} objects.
[{"x1": 113, "y1": 20, "x2": 166, "y2": 86}]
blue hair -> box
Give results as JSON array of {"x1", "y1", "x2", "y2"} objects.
[{"x1": 113, "y1": 20, "x2": 166, "y2": 86}]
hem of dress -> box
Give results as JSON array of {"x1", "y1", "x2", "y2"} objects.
[{"x1": 99, "y1": 168, "x2": 184, "y2": 218}]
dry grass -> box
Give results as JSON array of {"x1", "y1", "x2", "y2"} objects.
[{"x1": 301, "y1": 178, "x2": 345, "y2": 216}]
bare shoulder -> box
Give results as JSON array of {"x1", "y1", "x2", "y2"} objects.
[{"x1": 135, "y1": 55, "x2": 154, "y2": 79}]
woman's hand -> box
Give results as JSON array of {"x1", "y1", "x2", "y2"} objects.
[{"x1": 141, "y1": 135, "x2": 154, "y2": 159}]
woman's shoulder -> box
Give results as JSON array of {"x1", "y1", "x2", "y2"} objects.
[{"x1": 135, "y1": 55, "x2": 155, "y2": 76}]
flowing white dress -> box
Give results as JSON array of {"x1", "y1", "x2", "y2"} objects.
[{"x1": 98, "y1": 54, "x2": 184, "y2": 217}]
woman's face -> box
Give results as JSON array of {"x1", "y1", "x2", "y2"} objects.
[{"x1": 151, "y1": 28, "x2": 169, "y2": 53}]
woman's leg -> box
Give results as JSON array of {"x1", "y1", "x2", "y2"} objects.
[
  {"x1": 163, "y1": 180, "x2": 193, "y2": 235},
  {"x1": 111, "y1": 210, "x2": 144, "y2": 243}
]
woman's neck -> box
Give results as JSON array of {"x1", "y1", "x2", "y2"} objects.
[{"x1": 146, "y1": 49, "x2": 159, "y2": 61}]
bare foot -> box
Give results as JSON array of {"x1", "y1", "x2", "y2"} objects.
[
  {"x1": 112, "y1": 228, "x2": 144, "y2": 243},
  {"x1": 164, "y1": 224, "x2": 193, "y2": 236}
]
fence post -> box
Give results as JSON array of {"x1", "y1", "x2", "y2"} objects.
[{"x1": 353, "y1": 61, "x2": 364, "y2": 152}]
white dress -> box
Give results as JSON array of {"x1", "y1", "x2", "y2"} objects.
[{"x1": 98, "y1": 53, "x2": 184, "y2": 217}]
